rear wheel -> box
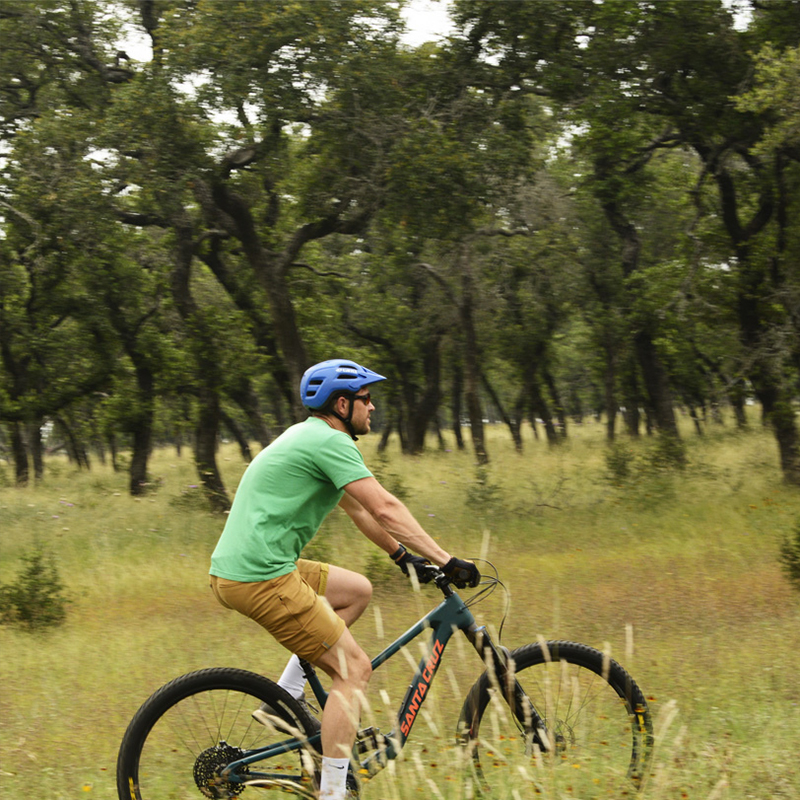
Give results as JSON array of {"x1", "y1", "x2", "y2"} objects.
[
  {"x1": 458, "y1": 640, "x2": 654, "y2": 798},
  {"x1": 117, "y1": 668, "x2": 320, "y2": 799}
]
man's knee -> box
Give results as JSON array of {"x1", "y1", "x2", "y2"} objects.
[
  {"x1": 352, "y1": 647, "x2": 372, "y2": 685},
  {"x1": 341, "y1": 643, "x2": 372, "y2": 686},
  {"x1": 325, "y1": 566, "x2": 373, "y2": 615},
  {"x1": 317, "y1": 633, "x2": 372, "y2": 685},
  {"x1": 353, "y1": 573, "x2": 373, "y2": 608}
]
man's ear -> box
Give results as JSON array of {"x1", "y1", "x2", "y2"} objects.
[{"x1": 334, "y1": 394, "x2": 349, "y2": 414}]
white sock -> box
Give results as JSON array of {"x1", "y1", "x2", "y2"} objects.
[
  {"x1": 319, "y1": 756, "x2": 350, "y2": 800},
  {"x1": 277, "y1": 654, "x2": 307, "y2": 699}
]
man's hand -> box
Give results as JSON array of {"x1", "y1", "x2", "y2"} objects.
[
  {"x1": 391, "y1": 545, "x2": 434, "y2": 584},
  {"x1": 442, "y1": 556, "x2": 481, "y2": 588}
]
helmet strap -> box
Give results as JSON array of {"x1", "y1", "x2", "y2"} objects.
[{"x1": 326, "y1": 396, "x2": 359, "y2": 441}]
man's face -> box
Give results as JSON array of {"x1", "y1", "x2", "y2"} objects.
[{"x1": 350, "y1": 389, "x2": 375, "y2": 435}]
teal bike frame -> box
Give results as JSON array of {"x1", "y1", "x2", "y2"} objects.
[{"x1": 221, "y1": 574, "x2": 543, "y2": 787}]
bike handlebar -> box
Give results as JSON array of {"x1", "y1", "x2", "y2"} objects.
[{"x1": 423, "y1": 564, "x2": 475, "y2": 594}]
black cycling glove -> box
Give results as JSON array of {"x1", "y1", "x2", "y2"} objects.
[
  {"x1": 390, "y1": 545, "x2": 434, "y2": 584},
  {"x1": 442, "y1": 556, "x2": 481, "y2": 588}
]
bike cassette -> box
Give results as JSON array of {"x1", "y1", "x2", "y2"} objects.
[{"x1": 194, "y1": 741, "x2": 248, "y2": 798}]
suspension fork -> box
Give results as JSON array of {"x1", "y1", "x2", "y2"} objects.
[{"x1": 463, "y1": 624, "x2": 551, "y2": 752}]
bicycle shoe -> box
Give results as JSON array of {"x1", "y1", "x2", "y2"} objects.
[{"x1": 252, "y1": 695, "x2": 322, "y2": 735}]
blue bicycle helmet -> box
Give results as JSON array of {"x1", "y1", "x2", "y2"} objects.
[{"x1": 300, "y1": 359, "x2": 386, "y2": 410}]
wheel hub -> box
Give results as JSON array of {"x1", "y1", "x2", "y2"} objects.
[
  {"x1": 552, "y1": 720, "x2": 575, "y2": 755},
  {"x1": 193, "y1": 741, "x2": 248, "y2": 798}
]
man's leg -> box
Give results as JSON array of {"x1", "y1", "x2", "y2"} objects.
[
  {"x1": 276, "y1": 565, "x2": 372, "y2": 700},
  {"x1": 312, "y1": 627, "x2": 372, "y2": 799},
  {"x1": 323, "y1": 564, "x2": 373, "y2": 625}
]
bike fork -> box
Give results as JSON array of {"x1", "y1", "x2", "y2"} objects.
[{"x1": 464, "y1": 625, "x2": 552, "y2": 753}]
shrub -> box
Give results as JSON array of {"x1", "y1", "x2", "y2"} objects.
[
  {"x1": 363, "y1": 548, "x2": 403, "y2": 585},
  {"x1": 0, "y1": 545, "x2": 70, "y2": 631},
  {"x1": 604, "y1": 442, "x2": 634, "y2": 482},
  {"x1": 466, "y1": 466, "x2": 503, "y2": 513},
  {"x1": 646, "y1": 434, "x2": 687, "y2": 471},
  {"x1": 779, "y1": 522, "x2": 800, "y2": 592}
]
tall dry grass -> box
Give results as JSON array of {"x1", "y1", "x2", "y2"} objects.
[{"x1": 1, "y1": 412, "x2": 799, "y2": 798}]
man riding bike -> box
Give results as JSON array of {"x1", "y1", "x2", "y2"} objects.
[{"x1": 209, "y1": 358, "x2": 479, "y2": 800}]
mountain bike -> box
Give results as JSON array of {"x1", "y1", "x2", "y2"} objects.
[{"x1": 117, "y1": 564, "x2": 654, "y2": 799}]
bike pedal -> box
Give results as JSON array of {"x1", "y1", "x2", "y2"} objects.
[{"x1": 354, "y1": 726, "x2": 382, "y2": 754}]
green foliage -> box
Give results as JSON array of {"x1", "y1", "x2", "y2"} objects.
[
  {"x1": 466, "y1": 465, "x2": 503, "y2": 514},
  {"x1": 779, "y1": 520, "x2": 800, "y2": 593},
  {"x1": 604, "y1": 441, "x2": 635, "y2": 483},
  {"x1": 168, "y1": 485, "x2": 209, "y2": 511},
  {"x1": 370, "y1": 455, "x2": 410, "y2": 501},
  {"x1": 646, "y1": 433, "x2": 687, "y2": 472},
  {"x1": 363, "y1": 548, "x2": 404, "y2": 586},
  {"x1": 604, "y1": 434, "x2": 687, "y2": 484},
  {"x1": 4, "y1": 0, "x2": 800, "y2": 498},
  {"x1": 0, "y1": 545, "x2": 70, "y2": 631}
]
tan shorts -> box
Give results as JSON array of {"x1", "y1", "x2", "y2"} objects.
[{"x1": 209, "y1": 559, "x2": 346, "y2": 663}]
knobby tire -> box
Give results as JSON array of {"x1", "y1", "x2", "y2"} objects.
[
  {"x1": 458, "y1": 640, "x2": 654, "y2": 798},
  {"x1": 116, "y1": 667, "x2": 320, "y2": 800}
]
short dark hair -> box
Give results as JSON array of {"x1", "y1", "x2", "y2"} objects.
[{"x1": 319, "y1": 390, "x2": 354, "y2": 415}]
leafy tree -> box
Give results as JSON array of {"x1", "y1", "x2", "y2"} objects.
[{"x1": 451, "y1": 0, "x2": 800, "y2": 480}]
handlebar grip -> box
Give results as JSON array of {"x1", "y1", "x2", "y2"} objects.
[{"x1": 454, "y1": 567, "x2": 472, "y2": 584}]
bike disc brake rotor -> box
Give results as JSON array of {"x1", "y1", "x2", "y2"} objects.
[{"x1": 193, "y1": 741, "x2": 248, "y2": 798}]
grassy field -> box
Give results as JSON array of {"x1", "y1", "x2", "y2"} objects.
[{"x1": 1, "y1": 413, "x2": 799, "y2": 799}]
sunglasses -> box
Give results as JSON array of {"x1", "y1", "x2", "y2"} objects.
[{"x1": 353, "y1": 392, "x2": 372, "y2": 405}]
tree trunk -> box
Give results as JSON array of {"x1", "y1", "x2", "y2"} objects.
[
  {"x1": 603, "y1": 344, "x2": 617, "y2": 442},
  {"x1": 461, "y1": 268, "x2": 488, "y2": 465},
  {"x1": 687, "y1": 404, "x2": 703, "y2": 436},
  {"x1": 171, "y1": 216, "x2": 230, "y2": 509},
  {"x1": 481, "y1": 369, "x2": 522, "y2": 452},
  {"x1": 129, "y1": 365, "x2": 155, "y2": 496},
  {"x1": 543, "y1": 368, "x2": 567, "y2": 439},
  {"x1": 601, "y1": 194, "x2": 679, "y2": 440},
  {"x1": 635, "y1": 330, "x2": 680, "y2": 439},
  {"x1": 230, "y1": 381, "x2": 272, "y2": 449},
  {"x1": 220, "y1": 408, "x2": 253, "y2": 463},
  {"x1": 757, "y1": 386, "x2": 800, "y2": 485},
  {"x1": 728, "y1": 379, "x2": 747, "y2": 428},
  {"x1": 195, "y1": 389, "x2": 230, "y2": 512},
  {"x1": 403, "y1": 340, "x2": 442, "y2": 455},
  {"x1": 377, "y1": 419, "x2": 393, "y2": 454},
  {"x1": 529, "y1": 377, "x2": 559, "y2": 445},
  {"x1": 207, "y1": 182, "x2": 309, "y2": 421},
  {"x1": 450, "y1": 364, "x2": 465, "y2": 450},
  {"x1": 8, "y1": 422, "x2": 29, "y2": 486},
  {"x1": 709, "y1": 155, "x2": 800, "y2": 479},
  {"x1": 28, "y1": 422, "x2": 44, "y2": 481},
  {"x1": 108, "y1": 433, "x2": 120, "y2": 471},
  {"x1": 770, "y1": 400, "x2": 800, "y2": 485},
  {"x1": 54, "y1": 415, "x2": 90, "y2": 469}
]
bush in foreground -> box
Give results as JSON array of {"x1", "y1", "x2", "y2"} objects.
[{"x1": 0, "y1": 545, "x2": 70, "y2": 631}]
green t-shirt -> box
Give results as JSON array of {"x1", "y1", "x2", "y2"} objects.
[{"x1": 210, "y1": 417, "x2": 373, "y2": 582}]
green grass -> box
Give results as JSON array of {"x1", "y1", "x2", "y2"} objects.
[{"x1": 1, "y1": 414, "x2": 799, "y2": 798}]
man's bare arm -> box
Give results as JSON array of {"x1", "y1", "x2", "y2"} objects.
[{"x1": 339, "y1": 477, "x2": 451, "y2": 566}]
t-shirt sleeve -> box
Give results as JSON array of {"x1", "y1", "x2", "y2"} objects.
[{"x1": 316, "y1": 434, "x2": 373, "y2": 489}]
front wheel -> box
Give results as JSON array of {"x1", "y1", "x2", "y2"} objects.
[
  {"x1": 117, "y1": 668, "x2": 320, "y2": 800},
  {"x1": 458, "y1": 640, "x2": 654, "y2": 798}
]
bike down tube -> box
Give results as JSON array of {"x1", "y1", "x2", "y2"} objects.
[{"x1": 357, "y1": 589, "x2": 477, "y2": 774}]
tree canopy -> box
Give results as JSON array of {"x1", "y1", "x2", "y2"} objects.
[{"x1": 3, "y1": 0, "x2": 800, "y2": 502}]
